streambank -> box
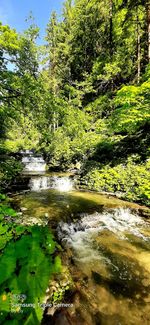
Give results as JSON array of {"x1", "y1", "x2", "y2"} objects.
[
  {"x1": 1, "y1": 151, "x2": 150, "y2": 324},
  {"x1": 2, "y1": 150, "x2": 149, "y2": 210},
  {"x1": 75, "y1": 187, "x2": 150, "y2": 218},
  {"x1": 2, "y1": 164, "x2": 149, "y2": 325},
  {"x1": 76, "y1": 158, "x2": 150, "y2": 208},
  {"x1": 12, "y1": 177, "x2": 150, "y2": 325}
]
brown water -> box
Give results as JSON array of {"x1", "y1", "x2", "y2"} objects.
[{"x1": 13, "y1": 175, "x2": 150, "y2": 325}]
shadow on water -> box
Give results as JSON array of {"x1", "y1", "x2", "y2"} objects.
[
  {"x1": 13, "y1": 190, "x2": 106, "y2": 225},
  {"x1": 126, "y1": 234, "x2": 150, "y2": 252},
  {"x1": 13, "y1": 188, "x2": 148, "y2": 227},
  {"x1": 92, "y1": 247, "x2": 150, "y2": 300},
  {"x1": 49, "y1": 205, "x2": 150, "y2": 325}
]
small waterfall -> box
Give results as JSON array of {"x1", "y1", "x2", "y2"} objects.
[
  {"x1": 53, "y1": 177, "x2": 73, "y2": 192},
  {"x1": 29, "y1": 175, "x2": 73, "y2": 192},
  {"x1": 21, "y1": 150, "x2": 46, "y2": 173},
  {"x1": 29, "y1": 176, "x2": 48, "y2": 191},
  {"x1": 20, "y1": 151, "x2": 74, "y2": 191}
]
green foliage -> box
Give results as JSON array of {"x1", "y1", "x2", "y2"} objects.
[
  {"x1": 4, "y1": 114, "x2": 41, "y2": 152},
  {"x1": 0, "y1": 157, "x2": 23, "y2": 190},
  {"x1": 46, "y1": 117, "x2": 101, "y2": 169},
  {"x1": 0, "y1": 22, "x2": 19, "y2": 53},
  {"x1": 53, "y1": 256, "x2": 62, "y2": 273},
  {"x1": 47, "y1": 129, "x2": 72, "y2": 169},
  {"x1": 85, "y1": 94, "x2": 113, "y2": 119},
  {"x1": 81, "y1": 157, "x2": 150, "y2": 206},
  {"x1": 0, "y1": 1, "x2": 150, "y2": 207},
  {"x1": 110, "y1": 81, "x2": 150, "y2": 134},
  {"x1": 0, "y1": 21, "x2": 42, "y2": 155},
  {"x1": 0, "y1": 197, "x2": 62, "y2": 324}
]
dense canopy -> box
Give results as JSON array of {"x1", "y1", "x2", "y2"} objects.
[{"x1": 0, "y1": 0, "x2": 150, "y2": 205}]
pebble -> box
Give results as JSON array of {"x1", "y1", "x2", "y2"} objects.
[
  {"x1": 47, "y1": 306, "x2": 56, "y2": 316},
  {"x1": 20, "y1": 207, "x2": 27, "y2": 211},
  {"x1": 62, "y1": 281, "x2": 69, "y2": 287}
]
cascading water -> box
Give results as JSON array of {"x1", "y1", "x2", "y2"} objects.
[
  {"x1": 29, "y1": 175, "x2": 73, "y2": 192},
  {"x1": 20, "y1": 151, "x2": 73, "y2": 192},
  {"x1": 57, "y1": 208, "x2": 150, "y2": 263},
  {"x1": 21, "y1": 150, "x2": 46, "y2": 172},
  {"x1": 14, "y1": 184, "x2": 150, "y2": 324},
  {"x1": 53, "y1": 176, "x2": 73, "y2": 192}
]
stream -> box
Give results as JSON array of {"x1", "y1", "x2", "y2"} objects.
[{"x1": 11, "y1": 153, "x2": 150, "y2": 325}]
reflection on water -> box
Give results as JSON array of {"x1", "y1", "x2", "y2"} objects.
[
  {"x1": 13, "y1": 186, "x2": 150, "y2": 325},
  {"x1": 14, "y1": 189, "x2": 149, "y2": 225}
]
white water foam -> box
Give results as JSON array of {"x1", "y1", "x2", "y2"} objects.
[
  {"x1": 54, "y1": 177, "x2": 73, "y2": 192},
  {"x1": 58, "y1": 222, "x2": 104, "y2": 263},
  {"x1": 22, "y1": 155, "x2": 46, "y2": 172},
  {"x1": 29, "y1": 176, "x2": 48, "y2": 191},
  {"x1": 29, "y1": 176, "x2": 73, "y2": 192},
  {"x1": 80, "y1": 208, "x2": 147, "y2": 239},
  {"x1": 57, "y1": 208, "x2": 149, "y2": 263}
]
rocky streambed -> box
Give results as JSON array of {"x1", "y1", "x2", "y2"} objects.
[{"x1": 10, "y1": 169, "x2": 150, "y2": 325}]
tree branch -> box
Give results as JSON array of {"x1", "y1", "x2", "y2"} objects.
[{"x1": 0, "y1": 56, "x2": 17, "y2": 64}]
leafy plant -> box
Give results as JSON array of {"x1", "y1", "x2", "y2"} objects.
[
  {"x1": 80, "y1": 157, "x2": 150, "y2": 206},
  {"x1": 0, "y1": 197, "x2": 62, "y2": 324}
]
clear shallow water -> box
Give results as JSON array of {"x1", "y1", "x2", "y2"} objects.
[
  {"x1": 13, "y1": 175, "x2": 150, "y2": 325},
  {"x1": 57, "y1": 208, "x2": 150, "y2": 262},
  {"x1": 56, "y1": 207, "x2": 150, "y2": 325}
]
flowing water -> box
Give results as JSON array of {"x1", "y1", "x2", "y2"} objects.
[
  {"x1": 12, "y1": 158, "x2": 150, "y2": 325},
  {"x1": 21, "y1": 150, "x2": 46, "y2": 172},
  {"x1": 29, "y1": 175, "x2": 73, "y2": 192}
]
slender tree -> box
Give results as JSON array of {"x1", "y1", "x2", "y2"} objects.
[
  {"x1": 136, "y1": 7, "x2": 141, "y2": 83},
  {"x1": 146, "y1": 1, "x2": 150, "y2": 62},
  {"x1": 109, "y1": 0, "x2": 113, "y2": 57}
]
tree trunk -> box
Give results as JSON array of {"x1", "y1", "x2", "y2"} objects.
[
  {"x1": 137, "y1": 28, "x2": 141, "y2": 83},
  {"x1": 136, "y1": 8, "x2": 141, "y2": 83},
  {"x1": 53, "y1": 111, "x2": 56, "y2": 132},
  {"x1": 109, "y1": 0, "x2": 113, "y2": 57},
  {"x1": 146, "y1": 2, "x2": 150, "y2": 62}
]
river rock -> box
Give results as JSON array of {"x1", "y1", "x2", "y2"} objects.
[
  {"x1": 47, "y1": 306, "x2": 56, "y2": 316},
  {"x1": 20, "y1": 207, "x2": 27, "y2": 211},
  {"x1": 17, "y1": 212, "x2": 23, "y2": 216}
]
